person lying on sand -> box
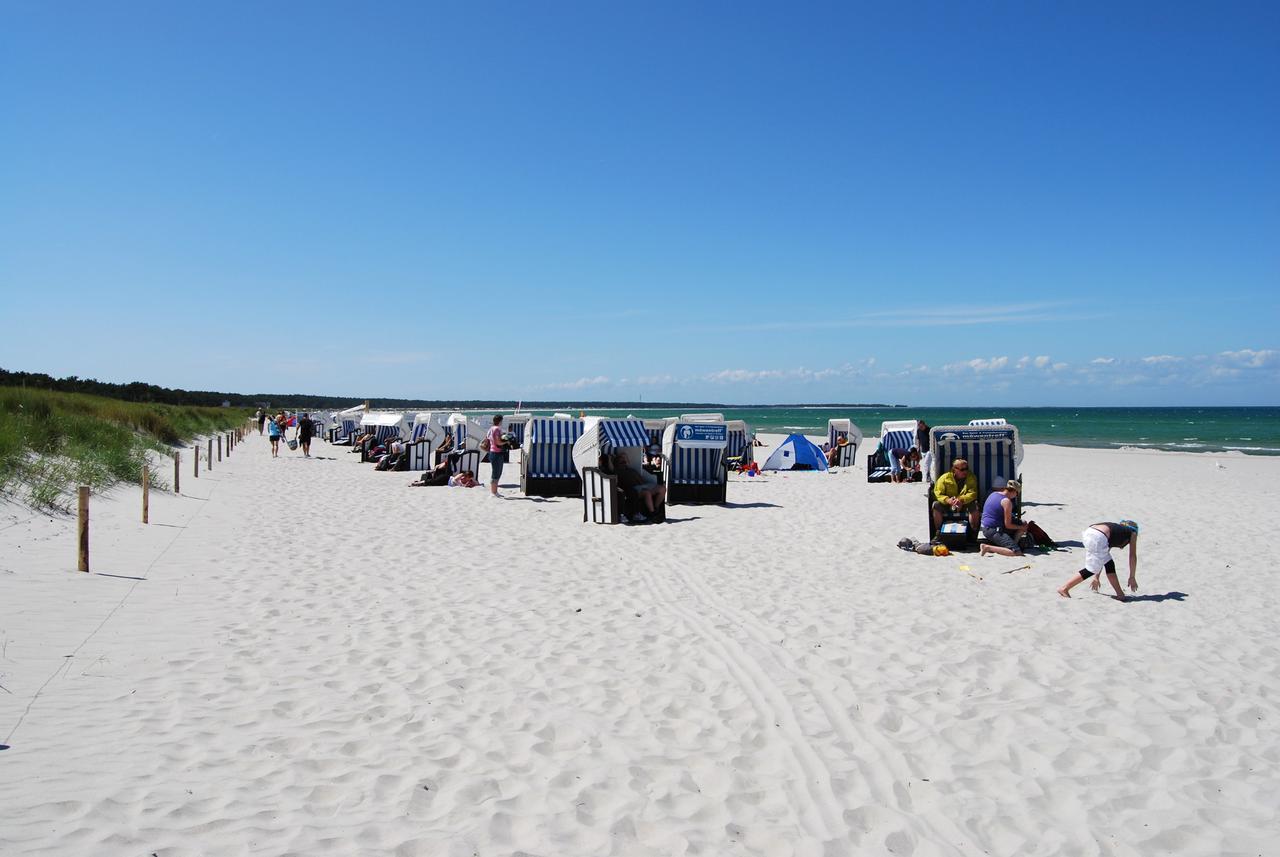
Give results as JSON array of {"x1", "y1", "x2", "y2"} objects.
[{"x1": 1058, "y1": 520, "x2": 1139, "y2": 601}]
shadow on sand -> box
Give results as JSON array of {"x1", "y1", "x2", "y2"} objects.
[{"x1": 1125, "y1": 591, "x2": 1189, "y2": 603}]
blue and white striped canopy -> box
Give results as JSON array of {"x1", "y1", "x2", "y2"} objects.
[
  {"x1": 600, "y1": 419, "x2": 649, "y2": 452},
  {"x1": 528, "y1": 418, "x2": 584, "y2": 445},
  {"x1": 882, "y1": 429, "x2": 915, "y2": 452}
]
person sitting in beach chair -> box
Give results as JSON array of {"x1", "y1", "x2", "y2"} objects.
[
  {"x1": 610, "y1": 450, "x2": 666, "y2": 523},
  {"x1": 825, "y1": 436, "x2": 853, "y2": 467},
  {"x1": 932, "y1": 458, "x2": 980, "y2": 533}
]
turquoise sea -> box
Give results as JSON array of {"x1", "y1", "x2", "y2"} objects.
[{"x1": 514, "y1": 407, "x2": 1280, "y2": 456}]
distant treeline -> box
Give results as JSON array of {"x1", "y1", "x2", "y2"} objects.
[{"x1": 0, "y1": 369, "x2": 896, "y2": 411}]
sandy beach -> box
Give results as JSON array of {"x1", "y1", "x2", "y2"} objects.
[{"x1": 2, "y1": 431, "x2": 1277, "y2": 856}]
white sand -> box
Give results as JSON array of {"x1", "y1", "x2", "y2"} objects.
[{"x1": 2, "y1": 431, "x2": 1277, "y2": 856}]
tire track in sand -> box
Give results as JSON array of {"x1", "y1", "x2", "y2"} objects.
[
  {"x1": 639, "y1": 565, "x2": 847, "y2": 842},
  {"x1": 668, "y1": 563, "x2": 976, "y2": 855}
]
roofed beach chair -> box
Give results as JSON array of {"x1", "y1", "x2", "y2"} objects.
[
  {"x1": 925, "y1": 423, "x2": 1022, "y2": 542},
  {"x1": 520, "y1": 415, "x2": 584, "y2": 497},
  {"x1": 969, "y1": 417, "x2": 1024, "y2": 469},
  {"x1": 446, "y1": 413, "x2": 478, "y2": 452},
  {"x1": 332, "y1": 417, "x2": 361, "y2": 445},
  {"x1": 328, "y1": 404, "x2": 367, "y2": 443},
  {"x1": 867, "y1": 419, "x2": 917, "y2": 483},
  {"x1": 406, "y1": 412, "x2": 447, "y2": 471},
  {"x1": 574, "y1": 417, "x2": 658, "y2": 524},
  {"x1": 662, "y1": 418, "x2": 728, "y2": 504},
  {"x1": 827, "y1": 418, "x2": 864, "y2": 468},
  {"x1": 723, "y1": 420, "x2": 754, "y2": 471},
  {"x1": 358, "y1": 411, "x2": 407, "y2": 462}
]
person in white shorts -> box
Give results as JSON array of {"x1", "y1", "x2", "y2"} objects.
[{"x1": 1057, "y1": 520, "x2": 1140, "y2": 601}]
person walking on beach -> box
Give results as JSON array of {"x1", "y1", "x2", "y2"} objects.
[
  {"x1": 256, "y1": 408, "x2": 266, "y2": 435},
  {"x1": 484, "y1": 414, "x2": 507, "y2": 498},
  {"x1": 1058, "y1": 520, "x2": 1140, "y2": 601},
  {"x1": 297, "y1": 412, "x2": 314, "y2": 457},
  {"x1": 266, "y1": 411, "x2": 283, "y2": 456},
  {"x1": 978, "y1": 480, "x2": 1028, "y2": 557}
]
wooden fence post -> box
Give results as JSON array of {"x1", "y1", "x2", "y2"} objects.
[
  {"x1": 217, "y1": 435, "x2": 222, "y2": 462},
  {"x1": 207, "y1": 438, "x2": 213, "y2": 471},
  {"x1": 174, "y1": 451, "x2": 180, "y2": 493},
  {"x1": 194, "y1": 445, "x2": 199, "y2": 478},
  {"x1": 77, "y1": 486, "x2": 89, "y2": 572},
  {"x1": 142, "y1": 465, "x2": 150, "y2": 524}
]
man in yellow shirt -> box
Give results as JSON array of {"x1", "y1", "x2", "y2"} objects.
[{"x1": 932, "y1": 458, "x2": 980, "y2": 533}]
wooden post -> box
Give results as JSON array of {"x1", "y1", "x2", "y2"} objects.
[
  {"x1": 208, "y1": 438, "x2": 213, "y2": 471},
  {"x1": 142, "y1": 465, "x2": 150, "y2": 524},
  {"x1": 217, "y1": 435, "x2": 222, "y2": 462},
  {"x1": 174, "y1": 451, "x2": 180, "y2": 493},
  {"x1": 77, "y1": 486, "x2": 89, "y2": 572},
  {"x1": 194, "y1": 445, "x2": 199, "y2": 478}
]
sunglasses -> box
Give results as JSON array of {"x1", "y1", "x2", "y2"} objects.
[{"x1": 954, "y1": 466, "x2": 969, "y2": 471}]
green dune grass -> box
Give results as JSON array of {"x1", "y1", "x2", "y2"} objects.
[{"x1": 0, "y1": 386, "x2": 251, "y2": 510}]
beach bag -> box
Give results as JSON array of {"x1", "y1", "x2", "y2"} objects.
[
  {"x1": 480, "y1": 437, "x2": 491, "y2": 452},
  {"x1": 287, "y1": 438, "x2": 298, "y2": 450},
  {"x1": 937, "y1": 521, "x2": 969, "y2": 550},
  {"x1": 1027, "y1": 521, "x2": 1056, "y2": 548}
]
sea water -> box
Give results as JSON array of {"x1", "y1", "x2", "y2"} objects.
[{"x1": 543, "y1": 406, "x2": 1280, "y2": 456}]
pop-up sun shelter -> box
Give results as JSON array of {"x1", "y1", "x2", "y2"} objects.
[{"x1": 762, "y1": 434, "x2": 829, "y2": 471}]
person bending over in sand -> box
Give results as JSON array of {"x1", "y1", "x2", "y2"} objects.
[
  {"x1": 1058, "y1": 520, "x2": 1139, "y2": 601},
  {"x1": 932, "y1": 458, "x2": 980, "y2": 532},
  {"x1": 891, "y1": 446, "x2": 921, "y2": 483},
  {"x1": 979, "y1": 480, "x2": 1028, "y2": 557}
]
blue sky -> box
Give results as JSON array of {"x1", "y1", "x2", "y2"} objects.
[{"x1": 1, "y1": 1, "x2": 1276, "y2": 406}]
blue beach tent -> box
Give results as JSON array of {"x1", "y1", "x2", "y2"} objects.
[{"x1": 762, "y1": 434, "x2": 829, "y2": 471}]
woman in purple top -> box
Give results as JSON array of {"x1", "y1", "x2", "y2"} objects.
[{"x1": 979, "y1": 480, "x2": 1027, "y2": 557}]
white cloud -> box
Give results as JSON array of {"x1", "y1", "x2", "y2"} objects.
[
  {"x1": 1034, "y1": 355, "x2": 1051, "y2": 368},
  {"x1": 944, "y1": 356, "x2": 1009, "y2": 374},
  {"x1": 542, "y1": 375, "x2": 611, "y2": 390},
  {"x1": 1142, "y1": 355, "x2": 1181, "y2": 364},
  {"x1": 634, "y1": 374, "x2": 675, "y2": 385},
  {"x1": 1091, "y1": 357, "x2": 1115, "y2": 364},
  {"x1": 1217, "y1": 348, "x2": 1277, "y2": 368}
]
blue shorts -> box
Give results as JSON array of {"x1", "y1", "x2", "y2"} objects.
[{"x1": 489, "y1": 454, "x2": 504, "y2": 482}]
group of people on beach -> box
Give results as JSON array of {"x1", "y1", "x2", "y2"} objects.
[
  {"x1": 256, "y1": 408, "x2": 314, "y2": 459},
  {"x1": 929, "y1": 455, "x2": 1140, "y2": 602}
]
